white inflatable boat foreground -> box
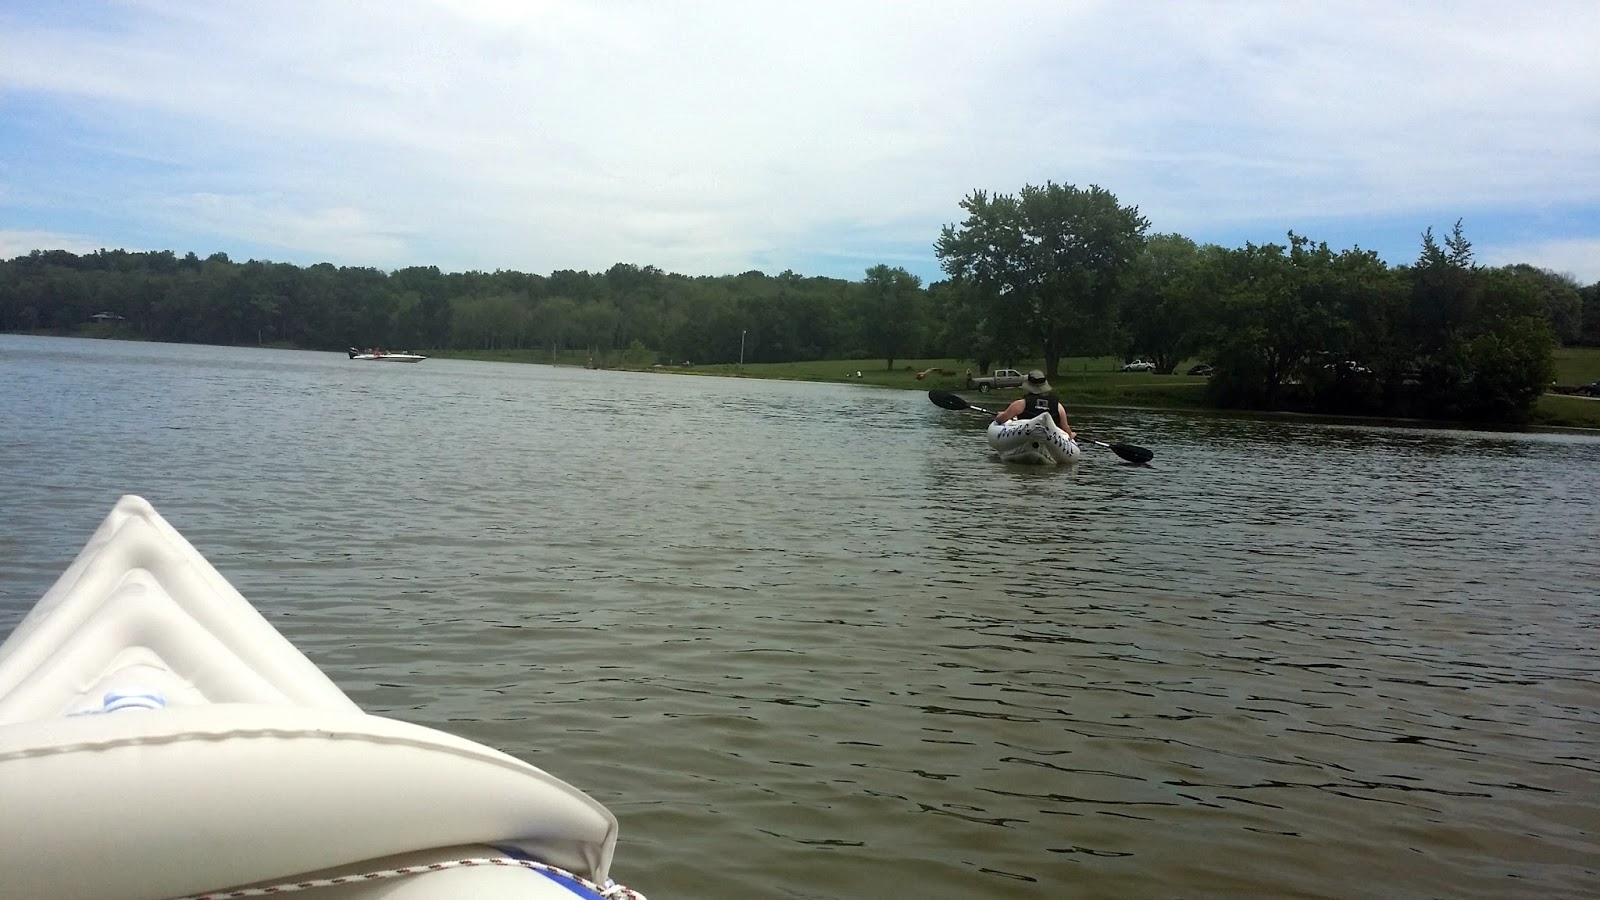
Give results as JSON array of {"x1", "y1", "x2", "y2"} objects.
[
  {"x1": 986, "y1": 412, "x2": 1083, "y2": 465},
  {"x1": 0, "y1": 496, "x2": 645, "y2": 900}
]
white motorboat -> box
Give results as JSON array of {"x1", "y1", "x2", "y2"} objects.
[
  {"x1": 0, "y1": 496, "x2": 644, "y2": 900},
  {"x1": 986, "y1": 412, "x2": 1083, "y2": 465},
  {"x1": 348, "y1": 348, "x2": 427, "y2": 362}
]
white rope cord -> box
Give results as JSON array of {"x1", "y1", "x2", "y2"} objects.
[{"x1": 175, "y1": 856, "x2": 647, "y2": 900}]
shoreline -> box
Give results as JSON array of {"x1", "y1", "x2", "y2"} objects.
[
  {"x1": 554, "y1": 358, "x2": 1600, "y2": 435},
  {"x1": 10, "y1": 332, "x2": 1599, "y2": 432}
]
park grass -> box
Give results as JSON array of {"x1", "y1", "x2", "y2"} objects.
[
  {"x1": 669, "y1": 355, "x2": 1214, "y2": 408},
  {"x1": 434, "y1": 347, "x2": 1600, "y2": 430},
  {"x1": 432, "y1": 347, "x2": 594, "y2": 366},
  {"x1": 719, "y1": 351, "x2": 1600, "y2": 428},
  {"x1": 1530, "y1": 393, "x2": 1600, "y2": 429},
  {"x1": 1540, "y1": 347, "x2": 1600, "y2": 429},
  {"x1": 682, "y1": 353, "x2": 1600, "y2": 428},
  {"x1": 34, "y1": 330, "x2": 1600, "y2": 428},
  {"x1": 1553, "y1": 346, "x2": 1600, "y2": 385}
]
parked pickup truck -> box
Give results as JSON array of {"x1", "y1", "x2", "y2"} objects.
[{"x1": 965, "y1": 368, "x2": 1027, "y2": 392}]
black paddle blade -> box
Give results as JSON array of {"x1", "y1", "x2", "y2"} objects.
[
  {"x1": 927, "y1": 390, "x2": 971, "y2": 411},
  {"x1": 1109, "y1": 442, "x2": 1155, "y2": 465}
]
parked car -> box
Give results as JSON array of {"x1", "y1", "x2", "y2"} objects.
[
  {"x1": 1580, "y1": 380, "x2": 1600, "y2": 397},
  {"x1": 1187, "y1": 364, "x2": 1214, "y2": 376},
  {"x1": 1323, "y1": 360, "x2": 1371, "y2": 375},
  {"x1": 966, "y1": 368, "x2": 1027, "y2": 392},
  {"x1": 1120, "y1": 360, "x2": 1156, "y2": 373}
]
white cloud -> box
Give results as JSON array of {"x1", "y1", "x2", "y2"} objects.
[
  {"x1": 1, "y1": 0, "x2": 1597, "y2": 277},
  {"x1": 1480, "y1": 237, "x2": 1600, "y2": 285},
  {"x1": 0, "y1": 230, "x2": 136, "y2": 258},
  {"x1": 151, "y1": 194, "x2": 411, "y2": 265}
]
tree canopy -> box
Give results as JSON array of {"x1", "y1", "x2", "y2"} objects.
[{"x1": 935, "y1": 181, "x2": 1150, "y2": 379}]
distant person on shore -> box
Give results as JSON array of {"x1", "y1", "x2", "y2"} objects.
[{"x1": 994, "y1": 370, "x2": 1074, "y2": 437}]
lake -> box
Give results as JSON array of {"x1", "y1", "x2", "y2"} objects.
[{"x1": 1, "y1": 334, "x2": 1597, "y2": 899}]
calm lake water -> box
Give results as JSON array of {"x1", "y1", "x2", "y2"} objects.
[{"x1": 2, "y1": 334, "x2": 1597, "y2": 899}]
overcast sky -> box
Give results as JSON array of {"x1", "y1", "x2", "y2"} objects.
[{"x1": 2, "y1": 0, "x2": 1597, "y2": 285}]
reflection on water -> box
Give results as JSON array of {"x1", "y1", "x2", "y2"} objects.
[{"x1": 2, "y1": 335, "x2": 1597, "y2": 899}]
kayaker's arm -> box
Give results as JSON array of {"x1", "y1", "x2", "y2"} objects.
[
  {"x1": 993, "y1": 398, "x2": 1025, "y2": 423},
  {"x1": 1057, "y1": 402, "x2": 1076, "y2": 439}
]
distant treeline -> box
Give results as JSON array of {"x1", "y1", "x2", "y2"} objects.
[
  {"x1": 0, "y1": 249, "x2": 919, "y2": 366},
  {"x1": 3, "y1": 188, "x2": 1597, "y2": 423}
]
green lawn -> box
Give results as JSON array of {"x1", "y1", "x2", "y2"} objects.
[
  {"x1": 435, "y1": 348, "x2": 1600, "y2": 430},
  {"x1": 671, "y1": 356, "x2": 1214, "y2": 408},
  {"x1": 1531, "y1": 393, "x2": 1600, "y2": 428},
  {"x1": 1540, "y1": 347, "x2": 1600, "y2": 429},
  {"x1": 685, "y1": 353, "x2": 1600, "y2": 429},
  {"x1": 1553, "y1": 346, "x2": 1600, "y2": 385}
]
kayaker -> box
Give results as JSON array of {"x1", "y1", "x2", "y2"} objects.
[{"x1": 994, "y1": 370, "x2": 1075, "y2": 436}]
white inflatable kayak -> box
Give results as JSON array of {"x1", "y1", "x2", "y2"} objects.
[
  {"x1": 0, "y1": 496, "x2": 645, "y2": 900},
  {"x1": 986, "y1": 413, "x2": 1083, "y2": 465}
]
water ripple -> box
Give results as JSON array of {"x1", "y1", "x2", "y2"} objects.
[{"x1": 2, "y1": 335, "x2": 1598, "y2": 899}]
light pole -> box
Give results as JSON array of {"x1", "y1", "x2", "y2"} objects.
[{"x1": 740, "y1": 329, "x2": 747, "y2": 368}]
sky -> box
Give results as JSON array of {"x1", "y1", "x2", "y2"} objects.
[{"x1": 2, "y1": 0, "x2": 1597, "y2": 286}]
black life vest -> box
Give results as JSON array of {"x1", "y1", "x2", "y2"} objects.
[{"x1": 1018, "y1": 393, "x2": 1064, "y2": 428}]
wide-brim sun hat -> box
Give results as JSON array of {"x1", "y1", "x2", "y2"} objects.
[{"x1": 1025, "y1": 370, "x2": 1050, "y2": 393}]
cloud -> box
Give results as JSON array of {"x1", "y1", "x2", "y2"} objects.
[
  {"x1": 152, "y1": 194, "x2": 412, "y2": 265},
  {"x1": 1, "y1": 0, "x2": 1597, "y2": 281},
  {"x1": 1480, "y1": 238, "x2": 1600, "y2": 285},
  {"x1": 0, "y1": 230, "x2": 132, "y2": 258}
]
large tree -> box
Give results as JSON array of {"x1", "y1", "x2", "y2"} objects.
[
  {"x1": 934, "y1": 181, "x2": 1149, "y2": 379},
  {"x1": 1581, "y1": 280, "x2": 1600, "y2": 346},
  {"x1": 861, "y1": 264, "x2": 924, "y2": 370},
  {"x1": 926, "y1": 276, "x2": 1029, "y2": 374},
  {"x1": 1200, "y1": 235, "x2": 1375, "y2": 408},
  {"x1": 1495, "y1": 263, "x2": 1584, "y2": 346},
  {"x1": 1406, "y1": 235, "x2": 1554, "y2": 421},
  {"x1": 1122, "y1": 233, "x2": 1214, "y2": 374}
]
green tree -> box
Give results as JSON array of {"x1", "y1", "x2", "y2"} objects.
[
  {"x1": 1199, "y1": 241, "x2": 1296, "y2": 407},
  {"x1": 530, "y1": 295, "x2": 579, "y2": 352},
  {"x1": 1399, "y1": 225, "x2": 1555, "y2": 420},
  {"x1": 1496, "y1": 264, "x2": 1584, "y2": 345},
  {"x1": 1196, "y1": 235, "x2": 1400, "y2": 411},
  {"x1": 571, "y1": 299, "x2": 620, "y2": 352},
  {"x1": 1122, "y1": 234, "x2": 1211, "y2": 373},
  {"x1": 935, "y1": 181, "x2": 1149, "y2": 379},
  {"x1": 1580, "y1": 280, "x2": 1600, "y2": 346},
  {"x1": 1408, "y1": 221, "x2": 1478, "y2": 354},
  {"x1": 450, "y1": 294, "x2": 534, "y2": 349},
  {"x1": 1322, "y1": 249, "x2": 1409, "y2": 413},
  {"x1": 862, "y1": 264, "x2": 924, "y2": 370},
  {"x1": 1453, "y1": 267, "x2": 1556, "y2": 420},
  {"x1": 1200, "y1": 236, "x2": 1348, "y2": 407}
]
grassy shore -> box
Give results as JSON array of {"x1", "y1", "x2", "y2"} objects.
[
  {"x1": 1533, "y1": 348, "x2": 1600, "y2": 428},
  {"x1": 431, "y1": 346, "x2": 1600, "y2": 429},
  {"x1": 1553, "y1": 346, "x2": 1600, "y2": 384},
  {"x1": 661, "y1": 355, "x2": 1217, "y2": 408},
  {"x1": 1530, "y1": 393, "x2": 1600, "y2": 429},
  {"x1": 27, "y1": 331, "x2": 1600, "y2": 428},
  {"x1": 28, "y1": 332, "x2": 1598, "y2": 427},
  {"x1": 534, "y1": 350, "x2": 1600, "y2": 430}
]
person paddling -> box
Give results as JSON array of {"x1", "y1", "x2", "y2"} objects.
[{"x1": 994, "y1": 370, "x2": 1074, "y2": 438}]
